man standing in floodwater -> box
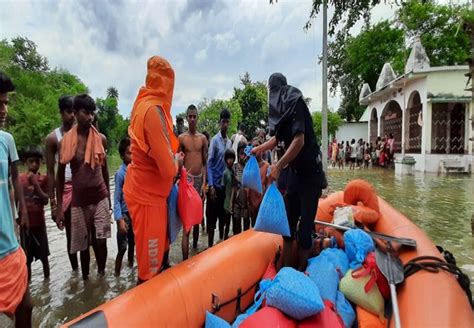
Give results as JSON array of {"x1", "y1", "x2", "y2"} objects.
[
  {"x1": 179, "y1": 104, "x2": 208, "y2": 260},
  {"x1": 0, "y1": 71, "x2": 33, "y2": 327},
  {"x1": 124, "y1": 56, "x2": 183, "y2": 284},
  {"x1": 206, "y1": 109, "x2": 232, "y2": 247},
  {"x1": 45, "y1": 95, "x2": 79, "y2": 272},
  {"x1": 252, "y1": 73, "x2": 324, "y2": 271},
  {"x1": 56, "y1": 94, "x2": 111, "y2": 280}
]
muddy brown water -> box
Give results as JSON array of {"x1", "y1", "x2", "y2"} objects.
[{"x1": 1, "y1": 168, "x2": 473, "y2": 327}]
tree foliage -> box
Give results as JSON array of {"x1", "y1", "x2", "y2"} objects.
[
  {"x1": 0, "y1": 38, "x2": 88, "y2": 150},
  {"x1": 232, "y1": 72, "x2": 268, "y2": 138},
  {"x1": 328, "y1": 21, "x2": 405, "y2": 121},
  {"x1": 397, "y1": 1, "x2": 470, "y2": 66},
  {"x1": 327, "y1": 0, "x2": 471, "y2": 122},
  {"x1": 270, "y1": 0, "x2": 389, "y2": 38},
  {"x1": 11, "y1": 37, "x2": 49, "y2": 72},
  {"x1": 96, "y1": 92, "x2": 129, "y2": 148},
  {"x1": 311, "y1": 110, "x2": 343, "y2": 140},
  {"x1": 197, "y1": 98, "x2": 242, "y2": 137}
]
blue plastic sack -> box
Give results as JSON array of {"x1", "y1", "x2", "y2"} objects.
[
  {"x1": 205, "y1": 311, "x2": 231, "y2": 328},
  {"x1": 232, "y1": 279, "x2": 273, "y2": 327},
  {"x1": 242, "y1": 146, "x2": 262, "y2": 194},
  {"x1": 254, "y1": 183, "x2": 290, "y2": 237},
  {"x1": 318, "y1": 248, "x2": 349, "y2": 276},
  {"x1": 266, "y1": 267, "x2": 324, "y2": 320},
  {"x1": 167, "y1": 184, "x2": 182, "y2": 244},
  {"x1": 344, "y1": 229, "x2": 374, "y2": 269},
  {"x1": 335, "y1": 291, "x2": 356, "y2": 328},
  {"x1": 306, "y1": 257, "x2": 339, "y2": 304}
]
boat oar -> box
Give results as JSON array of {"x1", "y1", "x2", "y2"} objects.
[
  {"x1": 375, "y1": 244, "x2": 404, "y2": 328},
  {"x1": 314, "y1": 220, "x2": 417, "y2": 248}
]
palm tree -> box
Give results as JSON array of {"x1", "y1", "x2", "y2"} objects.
[{"x1": 106, "y1": 86, "x2": 119, "y2": 100}]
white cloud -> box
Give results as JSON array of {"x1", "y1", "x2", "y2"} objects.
[
  {"x1": 0, "y1": 0, "x2": 396, "y2": 121},
  {"x1": 195, "y1": 48, "x2": 208, "y2": 62}
]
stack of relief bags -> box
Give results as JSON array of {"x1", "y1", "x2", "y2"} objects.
[{"x1": 205, "y1": 227, "x2": 390, "y2": 328}]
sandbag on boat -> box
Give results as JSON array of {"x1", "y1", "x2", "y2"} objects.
[
  {"x1": 265, "y1": 267, "x2": 324, "y2": 320},
  {"x1": 205, "y1": 311, "x2": 231, "y2": 328},
  {"x1": 339, "y1": 269, "x2": 385, "y2": 320},
  {"x1": 254, "y1": 183, "x2": 290, "y2": 237},
  {"x1": 317, "y1": 248, "x2": 349, "y2": 276},
  {"x1": 344, "y1": 229, "x2": 374, "y2": 269},
  {"x1": 306, "y1": 257, "x2": 339, "y2": 304},
  {"x1": 335, "y1": 291, "x2": 356, "y2": 328},
  {"x1": 352, "y1": 252, "x2": 390, "y2": 300}
]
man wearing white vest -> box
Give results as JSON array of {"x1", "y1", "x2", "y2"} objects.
[{"x1": 45, "y1": 95, "x2": 78, "y2": 271}]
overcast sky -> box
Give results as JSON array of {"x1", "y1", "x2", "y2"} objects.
[{"x1": 0, "y1": 0, "x2": 400, "y2": 118}]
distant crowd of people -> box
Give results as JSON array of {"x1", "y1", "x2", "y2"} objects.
[{"x1": 328, "y1": 134, "x2": 396, "y2": 169}]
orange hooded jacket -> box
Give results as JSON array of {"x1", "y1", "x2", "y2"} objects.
[{"x1": 124, "y1": 56, "x2": 179, "y2": 206}]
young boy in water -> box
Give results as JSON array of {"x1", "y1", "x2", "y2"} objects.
[
  {"x1": 222, "y1": 148, "x2": 236, "y2": 239},
  {"x1": 114, "y1": 138, "x2": 135, "y2": 276},
  {"x1": 248, "y1": 138, "x2": 269, "y2": 227},
  {"x1": 232, "y1": 142, "x2": 250, "y2": 234},
  {"x1": 19, "y1": 147, "x2": 50, "y2": 281}
]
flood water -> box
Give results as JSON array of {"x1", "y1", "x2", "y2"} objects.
[{"x1": 1, "y1": 168, "x2": 473, "y2": 327}]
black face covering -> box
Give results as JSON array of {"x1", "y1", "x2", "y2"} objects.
[{"x1": 268, "y1": 73, "x2": 303, "y2": 136}]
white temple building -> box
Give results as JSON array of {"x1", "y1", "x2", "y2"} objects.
[{"x1": 359, "y1": 39, "x2": 473, "y2": 173}]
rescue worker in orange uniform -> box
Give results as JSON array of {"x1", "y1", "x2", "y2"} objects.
[{"x1": 124, "y1": 56, "x2": 183, "y2": 283}]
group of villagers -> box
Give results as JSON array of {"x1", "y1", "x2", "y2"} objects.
[{"x1": 0, "y1": 56, "x2": 325, "y2": 327}]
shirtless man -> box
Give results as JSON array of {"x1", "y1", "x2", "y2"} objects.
[
  {"x1": 179, "y1": 104, "x2": 208, "y2": 260},
  {"x1": 44, "y1": 95, "x2": 78, "y2": 271},
  {"x1": 56, "y1": 94, "x2": 111, "y2": 280}
]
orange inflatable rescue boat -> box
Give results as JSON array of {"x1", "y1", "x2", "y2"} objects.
[{"x1": 65, "y1": 180, "x2": 473, "y2": 328}]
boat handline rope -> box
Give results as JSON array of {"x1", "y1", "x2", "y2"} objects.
[{"x1": 404, "y1": 255, "x2": 472, "y2": 308}]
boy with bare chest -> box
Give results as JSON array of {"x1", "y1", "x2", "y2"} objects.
[{"x1": 179, "y1": 105, "x2": 207, "y2": 260}]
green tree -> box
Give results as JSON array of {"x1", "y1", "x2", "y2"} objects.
[
  {"x1": 11, "y1": 37, "x2": 49, "y2": 72},
  {"x1": 106, "y1": 86, "x2": 119, "y2": 99},
  {"x1": 0, "y1": 38, "x2": 88, "y2": 150},
  {"x1": 311, "y1": 110, "x2": 343, "y2": 140},
  {"x1": 96, "y1": 88, "x2": 129, "y2": 148},
  {"x1": 328, "y1": 20, "x2": 405, "y2": 121},
  {"x1": 197, "y1": 98, "x2": 242, "y2": 137},
  {"x1": 232, "y1": 72, "x2": 268, "y2": 139},
  {"x1": 397, "y1": 1, "x2": 470, "y2": 66},
  {"x1": 271, "y1": 0, "x2": 391, "y2": 37},
  {"x1": 327, "y1": 1, "x2": 470, "y2": 121}
]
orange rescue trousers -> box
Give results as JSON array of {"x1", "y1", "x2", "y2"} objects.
[{"x1": 127, "y1": 200, "x2": 169, "y2": 281}]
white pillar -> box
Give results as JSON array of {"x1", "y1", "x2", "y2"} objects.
[
  {"x1": 468, "y1": 101, "x2": 473, "y2": 155},
  {"x1": 424, "y1": 101, "x2": 432, "y2": 152},
  {"x1": 401, "y1": 106, "x2": 406, "y2": 157},
  {"x1": 377, "y1": 108, "x2": 382, "y2": 138}
]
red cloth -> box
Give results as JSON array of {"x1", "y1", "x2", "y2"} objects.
[
  {"x1": 62, "y1": 181, "x2": 73, "y2": 211},
  {"x1": 352, "y1": 252, "x2": 390, "y2": 299},
  {"x1": 19, "y1": 173, "x2": 47, "y2": 227},
  {"x1": 298, "y1": 300, "x2": 344, "y2": 328},
  {"x1": 240, "y1": 306, "x2": 297, "y2": 328}
]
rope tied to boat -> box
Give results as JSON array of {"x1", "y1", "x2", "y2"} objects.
[{"x1": 404, "y1": 255, "x2": 473, "y2": 308}]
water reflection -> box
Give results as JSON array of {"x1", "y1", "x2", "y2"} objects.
[{"x1": 1, "y1": 169, "x2": 472, "y2": 327}]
